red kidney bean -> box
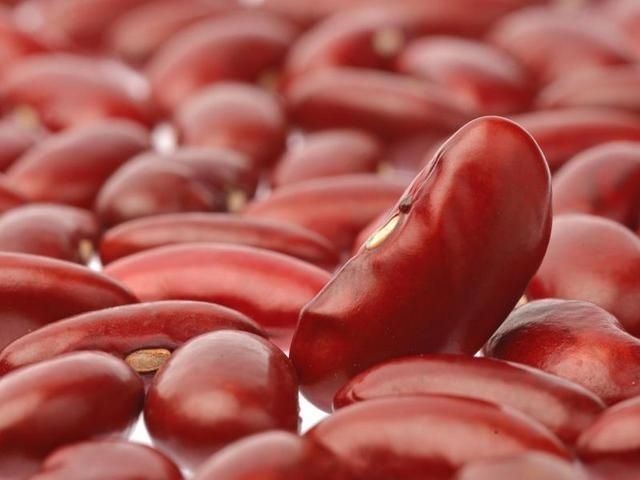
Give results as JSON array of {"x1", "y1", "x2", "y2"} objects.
[
  {"x1": 285, "y1": 67, "x2": 469, "y2": 140},
  {"x1": 384, "y1": 133, "x2": 446, "y2": 173},
  {"x1": 537, "y1": 67, "x2": 640, "y2": 114},
  {"x1": 193, "y1": 431, "x2": 354, "y2": 480},
  {"x1": 0, "y1": 175, "x2": 26, "y2": 213},
  {"x1": 290, "y1": 116, "x2": 551, "y2": 410},
  {"x1": 307, "y1": 395, "x2": 569, "y2": 480},
  {"x1": 511, "y1": 108, "x2": 640, "y2": 171},
  {"x1": 334, "y1": 354, "x2": 605, "y2": 445},
  {"x1": 455, "y1": 453, "x2": 586, "y2": 480},
  {"x1": 243, "y1": 174, "x2": 407, "y2": 252},
  {"x1": 0, "y1": 203, "x2": 98, "y2": 263},
  {"x1": 527, "y1": 214, "x2": 640, "y2": 336},
  {"x1": 552, "y1": 142, "x2": 640, "y2": 231},
  {"x1": 0, "y1": 351, "x2": 144, "y2": 479},
  {"x1": 145, "y1": 330, "x2": 299, "y2": 470},
  {"x1": 0, "y1": 10, "x2": 49, "y2": 75},
  {"x1": 0, "y1": 252, "x2": 137, "y2": 350},
  {"x1": 605, "y1": 0, "x2": 640, "y2": 57},
  {"x1": 6, "y1": 120, "x2": 148, "y2": 208},
  {"x1": 107, "y1": 0, "x2": 238, "y2": 65},
  {"x1": 485, "y1": 299, "x2": 640, "y2": 405},
  {"x1": 489, "y1": 7, "x2": 634, "y2": 84},
  {"x1": 0, "y1": 300, "x2": 264, "y2": 377},
  {"x1": 104, "y1": 243, "x2": 329, "y2": 344},
  {"x1": 0, "y1": 120, "x2": 45, "y2": 171},
  {"x1": 100, "y1": 213, "x2": 340, "y2": 268},
  {"x1": 31, "y1": 440, "x2": 183, "y2": 480},
  {"x1": 147, "y1": 11, "x2": 298, "y2": 113},
  {"x1": 271, "y1": 129, "x2": 382, "y2": 188},
  {"x1": 0, "y1": 54, "x2": 155, "y2": 130},
  {"x1": 396, "y1": 36, "x2": 534, "y2": 115},
  {"x1": 175, "y1": 83, "x2": 287, "y2": 168}
]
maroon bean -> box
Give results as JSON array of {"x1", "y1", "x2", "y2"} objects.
[{"x1": 144, "y1": 331, "x2": 299, "y2": 470}]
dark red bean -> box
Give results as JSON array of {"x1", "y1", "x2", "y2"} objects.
[
  {"x1": 485, "y1": 299, "x2": 640, "y2": 405},
  {"x1": 0, "y1": 54, "x2": 155, "y2": 130},
  {"x1": 290, "y1": 116, "x2": 551, "y2": 410},
  {"x1": 6, "y1": 120, "x2": 149, "y2": 208},
  {"x1": 537, "y1": 67, "x2": 640, "y2": 114},
  {"x1": 334, "y1": 354, "x2": 605, "y2": 445},
  {"x1": 285, "y1": 67, "x2": 469, "y2": 140},
  {"x1": 512, "y1": 108, "x2": 640, "y2": 171},
  {"x1": 0, "y1": 351, "x2": 144, "y2": 478},
  {"x1": 0, "y1": 175, "x2": 26, "y2": 213},
  {"x1": 0, "y1": 252, "x2": 137, "y2": 350},
  {"x1": 243, "y1": 174, "x2": 407, "y2": 252},
  {"x1": 455, "y1": 453, "x2": 586, "y2": 480},
  {"x1": 0, "y1": 203, "x2": 98, "y2": 263},
  {"x1": 104, "y1": 243, "x2": 329, "y2": 344},
  {"x1": 193, "y1": 431, "x2": 354, "y2": 480},
  {"x1": 552, "y1": 142, "x2": 640, "y2": 231},
  {"x1": 306, "y1": 395, "x2": 569, "y2": 480},
  {"x1": 175, "y1": 83, "x2": 287, "y2": 168},
  {"x1": 31, "y1": 440, "x2": 183, "y2": 480},
  {"x1": 0, "y1": 120, "x2": 45, "y2": 171},
  {"x1": 396, "y1": 36, "x2": 534, "y2": 115},
  {"x1": 148, "y1": 11, "x2": 298, "y2": 113},
  {"x1": 526, "y1": 214, "x2": 640, "y2": 337},
  {"x1": 489, "y1": 7, "x2": 634, "y2": 83},
  {"x1": 99, "y1": 213, "x2": 340, "y2": 268},
  {"x1": 0, "y1": 300, "x2": 264, "y2": 377},
  {"x1": 107, "y1": 0, "x2": 238, "y2": 65},
  {"x1": 272, "y1": 129, "x2": 382, "y2": 188},
  {"x1": 144, "y1": 331, "x2": 299, "y2": 470}
]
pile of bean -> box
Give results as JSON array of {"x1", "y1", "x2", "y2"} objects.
[{"x1": 0, "y1": 0, "x2": 638, "y2": 478}]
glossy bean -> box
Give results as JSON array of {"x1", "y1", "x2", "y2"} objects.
[
  {"x1": 489, "y1": 7, "x2": 634, "y2": 83},
  {"x1": 6, "y1": 120, "x2": 149, "y2": 208},
  {"x1": 512, "y1": 108, "x2": 640, "y2": 171},
  {"x1": 537, "y1": 67, "x2": 640, "y2": 114},
  {"x1": 175, "y1": 83, "x2": 287, "y2": 168},
  {"x1": 144, "y1": 331, "x2": 299, "y2": 470},
  {"x1": 0, "y1": 120, "x2": 45, "y2": 171},
  {"x1": 107, "y1": 0, "x2": 238, "y2": 65},
  {"x1": 290, "y1": 116, "x2": 551, "y2": 410},
  {"x1": 104, "y1": 243, "x2": 329, "y2": 344},
  {"x1": 31, "y1": 440, "x2": 182, "y2": 480},
  {"x1": 334, "y1": 354, "x2": 605, "y2": 445},
  {"x1": 485, "y1": 299, "x2": 640, "y2": 405},
  {"x1": 455, "y1": 453, "x2": 586, "y2": 480},
  {"x1": 0, "y1": 300, "x2": 264, "y2": 377},
  {"x1": 0, "y1": 252, "x2": 137, "y2": 350},
  {"x1": 148, "y1": 11, "x2": 298, "y2": 113},
  {"x1": 100, "y1": 213, "x2": 340, "y2": 268},
  {"x1": 307, "y1": 395, "x2": 569, "y2": 480},
  {"x1": 396, "y1": 36, "x2": 534, "y2": 115},
  {"x1": 527, "y1": 214, "x2": 640, "y2": 336},
  {"x1": 193, "y1": 431, "x2": 354, "y2": 480},
  {"x1": 552, "y1": 142, "x2": 640, "y2": 231},
  {"x1": 243, "y1": 174, "x2": 407, "y2": 252},
  {"x1": 271, "y1": 129, "x2": 382, "y2": 188},
  {"x1": 0, "y1": 204, "x2": 98, "y2": 263},
  {"x1": 0, "y1": 54, "x2": 155, "y2": 130},
  {"x1": 0, "y1": 176, "x2": 26, "y2": 213},
  {"x1": 285, "y1": 67, "x2": 469, "y2": 140},
  {"x1": 0, "y1": 352, "x2": 144, "y2": 478}
]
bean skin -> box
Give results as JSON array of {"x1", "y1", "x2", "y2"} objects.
[
  {"x1": 30, "y1": 440, "x2": 183, "y2": 480},
  {"x1": 306, "y1": 395, "x2": 569, "y2": 480},
  {"x1": 334, "y1": 354, "x2": 605, "y2": 445},
  {"x1": 0, "y1": 120, "x2": 45, "y2": 171},
  {"x1": 144, "y1": 331, "x2": 299, "y2": 470},
  {"x1": 0, "y1": 252, "x2": 138, "y2": 350},
  {"x1": 0, "y1": 10, "x2": 49, "y2": 75},
  {"x1": 99, "y1": 213, "x2": 340, "y2": 269},
  {"x1": 0, "y1": 300, "x2": 264, "y2": 377},
  {"x1": 526, "y1": 215, "x2": 640, "y2": 336},
  {"x1": 0, "y1": 176, "x2": 26, "y2": 214},
  {"x1": 290, "y1": 116, "x2": 551, "y2": 410},
  {"x1": 455, "y1": 453, "x2": 586, "y2": 480},
  {"x1": 485, "y1": 299, "x2": 640, "y2": 405},
  {"x1": 192, "y1": 431, "x2": 355, "y2": 480},
  {"x1": 104, "y1": 243, "x2": 329, "y2": 344},
  {"x1": 0, "y1": 351, "x2": 144, "y2": 479}
]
